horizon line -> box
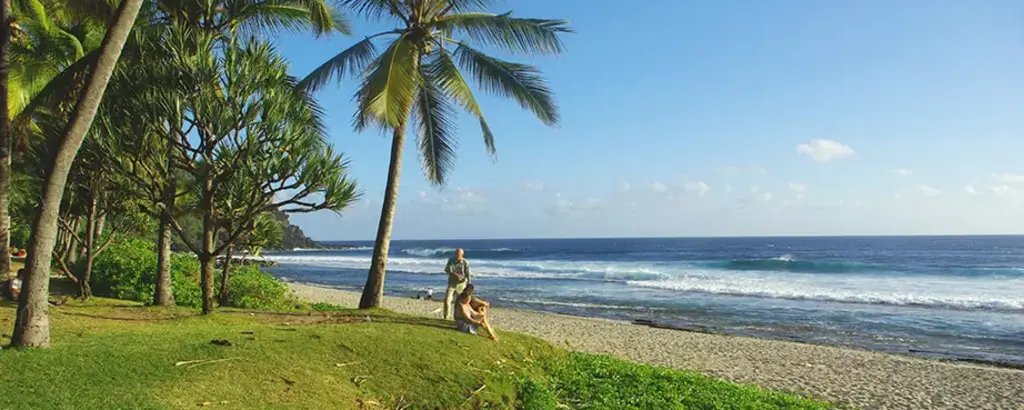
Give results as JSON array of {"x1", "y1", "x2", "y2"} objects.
[{"x1": 312, "y1": 233, "x2": 1024, "y2": 242}]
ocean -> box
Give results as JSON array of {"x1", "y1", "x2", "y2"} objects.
[{"x1": 264, "y1": 236, "x2": 1024, "y2": 367}]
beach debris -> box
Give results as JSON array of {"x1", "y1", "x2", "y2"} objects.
[
  {"x1": 351, "y1": 375, "x2": 372, "y2": 387},
  {"x1": 175, "y1": 357, "x2": 242, "y2": 369},
  {"x1": 336, "y1": 360, "x2": 365, "y2": 368},
  {"x1": 355, "y1": 398, "x2": 381, "y2": 408},
  {"x1": 461, "y1": 384, "x2": 486, "y2": 406},
  {"x1": 210, "y1": 339, "x2": 233, "y2": 346}
]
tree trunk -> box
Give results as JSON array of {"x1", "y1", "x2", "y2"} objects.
[
  {"x1": 67, "y1": 217, "x2": 79, "y2": 264},
  {"x1": 94, "y1": 213, "x2": 105, "y2": 240},
  {"x1": 219, "y1": 243, "x2": 232, "y2": 306},
  {"x1": 199, "y1": 177, "x2": 215, "y2": 315},
  {"x1": 359, "y1": 124, "x2": 405, "y2": 309},
  {"x1": 79, "y1": 195, "x2": 97, "y2": 299},
  {"x1": 0, "y1": 0, "x2": 12, "y2": 281},
  {"x1": 10, "y1": 0, "x2": 143, "y2": 348},
  {"x1": 153, "y1": 207, "x2": 174, "y2": 306}
]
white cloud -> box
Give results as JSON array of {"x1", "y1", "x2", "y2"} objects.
[
  {"x1": 797, "y1": 139, "x2": 855, "y2": 162},
  {"x1": 787, "y1": 182, "x2": 807, "y2": 193},
  {"x1": 684, "y1": 181, "x2": 710, "y2": 196},
  {"x1": 523, "y1": 182, "x2": 545, "y2": 190},
  {"x1": 749, "y1": 186, "x2": 761, "y2": 194},
  {"x1": 994, "y1": 173, "x2": 1024, "y2": 184},
  {"x1": 725, "y1": 184, "x2": 734, "y2": 193},
  {"x1": 652, "y1": 182, "x2": 668, "y2": 193},
  {"x1": 965, "y1": 185, "x2": 983, "y2": 196},
  {"x1": 991, "y1": 185, "x2": 1019, "y2": 198},
  {"x1": 893, "y1": 169, "x2": 913, "y2": 176},
  {"x1": 761, "y1": 192, "x2": 773, "y2": 202},
  {"x1": 456, "y1": 187, "x2": 485, "y2": 202},
  {"x1": 917, "y1": 185, "x2": 940, "y2": 197},
  {"x1": 417, "y1": 191, "x2": 428, "y2": 200},
  {"x1": 716, "y1": 165, "x2": 767, "y2": 175},
  {"x1": 622, "y1": 183, "x2": 631, "y2": 192}
]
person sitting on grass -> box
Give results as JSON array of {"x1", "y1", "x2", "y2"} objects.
[
  {"x1": 454, "y1": 284, "x2": 498, "y2": 341},
  {"x1": 7, "y1": 268, "x2": 25, "y2": 301}
]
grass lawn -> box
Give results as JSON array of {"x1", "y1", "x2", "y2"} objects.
[{"x1": 0, "y1": 297, "x2": 833, "y2": 409}]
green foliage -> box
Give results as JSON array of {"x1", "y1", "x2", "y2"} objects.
[
  {"x1": 218, "y1": 264, "x2": 292, "y2": 310},
  {"x1": 86, "y1": 238, "x2": 202, "y2": 307},
  {"x1": 309, "y1": 301, "x2": 347, "y2": 312},
  {"x1": 528, "y1": 352, "x2": 830, "y2": 410},
  {"x1": 301, "y1": 3, "x2": 571, "y2": 186},
  {"x1": 516, "y1": 378, "x2": 559, "y2": 410}
]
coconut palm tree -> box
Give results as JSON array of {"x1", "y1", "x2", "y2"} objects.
[
  {"x1": 299, "y1": 0, "x2": 571, "y2": 308},
  {"x1": 11, "y1": 0, "x2": 144, "y2": 348}
]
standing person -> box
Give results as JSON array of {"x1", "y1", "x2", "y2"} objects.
[{"x1": 443, "y1": 248, "x2": 471, "y2": 320}]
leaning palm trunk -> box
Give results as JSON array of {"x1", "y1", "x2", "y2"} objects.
[
  {"x1": 0, "y1": 0, "x2": 12, "y2": 280},
  {"x1": 11, "y1": 0, "x2": 144, "y2": 348},
  {"x1": 359, "y1": 125, "x2": 405, "y2": 309}
]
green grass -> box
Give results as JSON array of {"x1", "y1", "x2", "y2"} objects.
[{"x1": 0, "y1": 297, "x2": 833, "y2": 409}]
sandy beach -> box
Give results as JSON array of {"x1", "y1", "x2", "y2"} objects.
[{"x1": 289, "y1": 282, "x2": 1024, "y2": 410}]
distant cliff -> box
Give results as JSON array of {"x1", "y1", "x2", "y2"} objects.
[{"x1": 272, "y1": 211, "x2": 323, "y2": 250}]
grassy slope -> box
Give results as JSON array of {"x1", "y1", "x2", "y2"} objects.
[{"x1": 0, "y1": 298, "x2": 832, "y2": 410}]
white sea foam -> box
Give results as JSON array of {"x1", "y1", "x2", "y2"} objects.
[{"x1": 264, "y1": 254, "x2": 1024, "y2": 311}]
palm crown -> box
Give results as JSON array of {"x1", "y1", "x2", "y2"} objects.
[{"x1": 300, "y1": 0, "x2": 571, "y2": 185}]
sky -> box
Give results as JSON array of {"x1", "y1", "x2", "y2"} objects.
[{"x1": 271, "y1": 0, "x2": 1024, "y2": 240}]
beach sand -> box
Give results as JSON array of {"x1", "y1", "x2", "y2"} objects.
[{"x1": 288, "y1": 282, "x2": 1024, "y2": 410}]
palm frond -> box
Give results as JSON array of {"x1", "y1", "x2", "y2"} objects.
[
  {"x1": 427, "y1": 50, "x2": 494, "y2": 156},
  {"x1": 453, "y1": 42, "x2": 558, "y2": 126},
  {"x1": 340, "y1": 0, "x2": 407, "y2": 22},
  {"x1": 353, "y1": 35, "x2": 420, "y2": 131},
  {"x1": 435, "y1": 12, "x2": 571, "y2": 55},
  {"x1": 297, "y1": 34, "x2": 380, "y2": 93},
  {"x1": 413, "y1": 67, "x2": 458, "y2": 185},
  {"x1": 229, "y1": 0, "x2": 349, "y2": 37},
  {"x1": 442, "y1": 0, "x2": 497, "y2": 13}
]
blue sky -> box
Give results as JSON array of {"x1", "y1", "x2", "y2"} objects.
[{"x1": 273, "y1": 0, "x2": 1024, "y2": 240}]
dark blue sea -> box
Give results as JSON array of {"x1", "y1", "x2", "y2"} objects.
[{"x1": 264, "y1": 236, "x2": 1024, "y2": 367}]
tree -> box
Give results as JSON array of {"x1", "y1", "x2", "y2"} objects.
[
  {"x1": 300, "y1": 0, "x2": 570, "y2": 308},
  {"x1": 143, "y1": 32, "x2": 359, "y2": 314},
  {"x1": 11, "y1": 0, "x2": 143, "y2": 348},
  {"x1": 218, "y1": 212, "x2": 283, "y2": 305}
]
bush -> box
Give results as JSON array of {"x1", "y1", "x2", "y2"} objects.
[
  {"x1": 534, "y1": 352, "x2": 829, "y2": 410},
  {"x1": 309, "y1": 302, "x2": 347, "y2": 312},
  {"x1": 516, "y1": 378, "x2": 559, "y2": 410},
  {"x1": 219, "y1": 264, "x2": 292, "y2": 310},
  {"x1": 86, "y1": 238, "x2": 201, "y2": 307},
  {"x1": 86, "y1": 238, "x2": 293, "y2": 311}
]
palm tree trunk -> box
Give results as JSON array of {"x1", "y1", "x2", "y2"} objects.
[
  {"x1": 199, "y1": 177, "x2": 215, "y2": 315},
  {"x1": 219, "y1": 243, "x2": 233, "y2": 306},
  {"x1": 359, "y1": 124, "x2": 405, "y2": 309},
  {"x1": 154, "y1": 183, "x2": 175, "y2": 306},
  {"x1": 0, "y1": 0, "x2": 11, "y2": 281},
  {"x1": 10, "y1": 0, "x2": 143, "y2": 348}
]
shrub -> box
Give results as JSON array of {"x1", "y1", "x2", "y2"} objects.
[
  {"x1": 540, "y1": 352, "x2": 829, "y2": 410},
  {"x1": 516, "y1": 378, "x2": 559, "y2": 410},
  {"x1": 309, "y1": 302, "x2": 347, "y2": 312},
  {"x1": 219, "y1": 264, "x2": 292, "y2": 310},
  {"x1": 87, "y1": 238, "x2": 201, "y2": 307}
]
